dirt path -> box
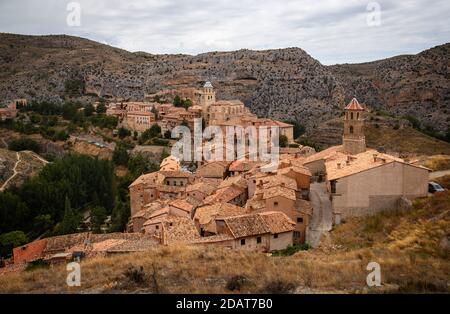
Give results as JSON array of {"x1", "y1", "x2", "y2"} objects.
[
  {"x1": 0, "y1": 137, "x2": 7, "y2": 149},
  {"x1": 0, "y1": 152, "x2": 20, "y2": 191},
  {"x1": 28, "y1": 151, "x2": 49, "y2": 164},
  {"x1": 430, "y1": 170, "x2": 450, "y2": 179},
  {"x1": 306, "y1": 182, "x2": 333, "y2": 248}
]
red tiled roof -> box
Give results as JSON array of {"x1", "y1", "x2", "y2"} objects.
[{"x1": 345, "y1": 98, "x2": 364, "y2": 111}]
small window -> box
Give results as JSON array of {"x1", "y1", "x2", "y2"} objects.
[
  {"x1": 297, "y1": 217, "x2": 303, "y2": 223},
  {"x1": 169, "y1": 222, "x2": 173, "y2": 227},
  {"x1": 274, "y1": 202, "x2": 278, "y2": 207},
  {"x1": 257, "y1": 237, "x2": 262, "y2": 244},
  {"x1": 273, "y1": 234, "x2": 278, "y2": 239},
  {"x1": 240, "y1": 239, "x2": 246, "y2": 246},
  {"x1": 180, "y1": 181, "x2": 184, "y2": 186},
  {"x1": 155, "y1": 225, "x2": 159, "y2": 230}
]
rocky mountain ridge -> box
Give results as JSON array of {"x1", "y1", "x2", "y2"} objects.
[{"x1": 0, "y1": 33, "x2": 448, "y2": 132}]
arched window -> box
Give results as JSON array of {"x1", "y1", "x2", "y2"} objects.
[
  {"x1": 351, "y1": 112, "x2": 354, "y2": 120},
  {"x1": 350, "y1": 126, "x2": 354, "y2": 134}
]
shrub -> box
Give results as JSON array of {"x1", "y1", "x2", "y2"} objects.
[
  {"x1": 124, "y1": 266, "x2": 147, "y2": 285},
  {"x1": 262, "y1": 280, "x2": 295, "y2": 294},
  {"x1": 272, "y1": 244, "x2": 310, "y2": 256},
  {"x1": 226, "y1": 275, "x2": 248, "y2": 291},
  {"x1": 8, "y1": 138, "x2": 40, "y2": 153}
]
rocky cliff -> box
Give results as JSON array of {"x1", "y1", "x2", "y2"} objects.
[{"x1": 1, "y1": 33, "x2": 448, "y2": 133}]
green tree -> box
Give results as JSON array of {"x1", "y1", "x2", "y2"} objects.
[
  {"x1": 33, "y1": 214, "x2": 54, "y2": 238},
  {"x1": 279, "y1": 134, "x2": 288, "y2": 148},
  {"x1": 58, "y1": 196, "x2": 79, "y2": 235},
  {"x1": 113, "y1": 145, "x2": 129, "y2": 166},
  {"x1": 164, "y1": 129, "x2": 172, "y2": 139},
  {"x1": 173, "y1": 95, "x2": 182, "y2": 107},
  {"x1": 84, "y1": 103, "x2": 95, "y2": 117},
  {"x1": 284, "y1": 120, "x2": 306, "y2": 139},
  {"x1": 0, "y1": 231, "x2": 28, "y2": 258},
  {"x1": 118, "y1": 127, "x2": 131, "y2": 139},
  {"x1": 8, "y1": 138, "x2": 40, "y2": 153},
  {"x1": 109, "y1": 199, "x2": 130, "y2": 232},
  {"x1": 96, "y1": 102, "x2": 107, "y2": 114},
  {"x1": 91, "y1": 206, "x2": 107, "y2": 234},
  {"x1": 127, "y1": 154, "x2": 158, "y2": 178},
  {"x1": 160, "y1": 148, "x2": 170, "y2": 162},
  {"x1": 140, "y1": 123, "x2": 161, "y2": 142}
]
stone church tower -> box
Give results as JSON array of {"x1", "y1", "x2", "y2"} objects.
[
  {"x1": 343, "y1": 98, "x2": 366, "y2": 155},
  {"x1": 199, "y1": 81, "x2": 216, "y2": 115}
]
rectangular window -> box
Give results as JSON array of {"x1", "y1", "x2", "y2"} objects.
[
  {"x1": 257, "y1": 237, "x2": 262, "y2": 244},
  {"x1": 155, "y1": 225, "x2": 159, "y2": 230},
  {"x1": 294, "y1": 231, "x2": 300, "y2": 238},
  {"x1": 274, "y1": 202, "x2": 278, "y2": 207},
  {"x1": 297, "y1": 217, "x2": 303, "y2": 223},
  {"x1": 240, "y1": 239, "x2": 246, "y2": 246},
  {"x1": 273, "y1": 234, "x2": 278, "y2": 239}
]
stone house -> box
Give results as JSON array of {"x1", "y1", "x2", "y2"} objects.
[
  {"x1": 193, "y1": 202, "x2": 249, "y2": 236},
  {"x1": 214, "y1": 212, "x2": 295, "y2": 252}
]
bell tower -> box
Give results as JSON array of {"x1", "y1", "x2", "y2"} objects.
[
  {"x1": 200, "y1": 81, "x2": 216, "y2": 113},
  {"x1": 343, "y1": 98, "x2": 366, "y2": 155}
]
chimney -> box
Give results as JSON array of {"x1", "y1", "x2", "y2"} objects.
[{"x1": 337, "y1": 163, "x2": 341, "y2": 169}]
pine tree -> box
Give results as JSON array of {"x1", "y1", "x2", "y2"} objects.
[
  {"x1": 91, "y1": 206, "x2": 107, "y2": 234},
  {"x1": 109, "y1": 199, "x2": 130, "y2": 232},
  {"x1": 60, "y1": 196, "x2": 78, "y2": 235}
]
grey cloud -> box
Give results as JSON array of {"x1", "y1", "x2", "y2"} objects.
[{"x1": 0, "y1": 0, "x2": 448, "y2": 64}]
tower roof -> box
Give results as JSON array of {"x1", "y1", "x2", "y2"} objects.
[
  {"x1": 204, "y1": 81, "x2": 213, "y2": 88},
  {"x1": 345, "y1": 98, "x2": 364, "y2": 111}
]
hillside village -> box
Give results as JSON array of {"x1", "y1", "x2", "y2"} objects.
[{"x1": 2, "y1": 82, "x2": 432, "y2": 271}]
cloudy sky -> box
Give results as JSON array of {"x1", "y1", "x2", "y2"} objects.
[{"x1": 0, "y1": 0, "x2": 449, "y2": 64}]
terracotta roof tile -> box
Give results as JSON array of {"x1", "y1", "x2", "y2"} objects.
[
  {"x1": 194, "y1": 203, "x2": 248, "y2": 226},
  {"x1": 262, "y1": 186, "x2": 296, "y2": 201},
  {"x1": 345, "y1": 98, "x2": 364, "y2": 111}
]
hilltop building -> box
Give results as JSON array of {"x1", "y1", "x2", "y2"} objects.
[{"x1": 105, "y1": 82, "x2": 295, "y2": 143}]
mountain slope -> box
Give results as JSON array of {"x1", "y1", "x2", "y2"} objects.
[
  {"x1": 0, "y1": 33, "x2": 449, "y2": 133},
  {"x1": 329, "y1": 43, "x2": 450, "y2": 132}
]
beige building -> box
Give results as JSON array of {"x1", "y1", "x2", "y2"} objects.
[
  {"x1": 302, "y1": 98, "x2": 429, "y2": 223},
  {"x1": 326, "y1": 150, "x2": 429, "y2": 222},
  {"x1": 124, "y1": 111, "x2": 156, "y2": 133}
]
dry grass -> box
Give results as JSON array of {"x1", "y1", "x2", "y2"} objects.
[
  {"x1": 423, "y1": 155, "x2": 450, "y2": 171},
  {"x1": 1, "y1": 193, "x2": 449, "y2": 294},
  {"x1": 435, "y1": 175, "x2": 450, "y2": 189},
  {"x1": 365, "y1": 125, "x2": 450, "y2": 156}
]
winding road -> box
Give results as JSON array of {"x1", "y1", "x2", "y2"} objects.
[{"x1": 0, "y1": 152, "x2": 20, "y2": 191}]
